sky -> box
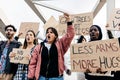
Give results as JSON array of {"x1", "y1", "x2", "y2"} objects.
[{"x1": 0, "y1": 0, "x2": 120, "y2": 39}]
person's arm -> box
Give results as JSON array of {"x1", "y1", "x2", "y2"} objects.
[
  {"x1": 28, "y1": 45, "x2": 40, "y2": 79},
  {"x1": 14, "y1": 32, "x2": 23, "y2": 41},
  {"x1": 106, "y1": 24, "x2": 114, "y2": 39},
  {"x1": 59, "y1": 13, "x2": 75, "y2": 54},
  {"x1": 107, "y1": 30, "x2": 114, "y2": 39}
]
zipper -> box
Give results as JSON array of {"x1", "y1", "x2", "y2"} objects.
[{"x1": 46, "y1": 51, "x2": 50, "y2": 77}]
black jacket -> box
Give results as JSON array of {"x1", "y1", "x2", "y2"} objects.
[{"x1": 0, "y1": 40, "x2": 21, "y2": 75}]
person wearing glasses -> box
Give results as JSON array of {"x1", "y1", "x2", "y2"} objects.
[{"x1": 0, "y1": 25, "x2": 21, "y2": 80}]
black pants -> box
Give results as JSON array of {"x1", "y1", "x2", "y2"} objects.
[
  {"x1": 85, "y1": 73, "x2": 114, "y2": 80},
  {"x1": 114, "y1": 71, "x2": 120, "y2": 80}
]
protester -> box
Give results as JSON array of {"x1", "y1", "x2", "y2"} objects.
[
  {"x1": 0, "y1": 25, "x2": 21, "y2": 80},
  {"x1": 106, "y1": 30, "x2": 119, "y2": 80},
  {"x1": 77, "y1": 35, "x2": 86, "y2": 80},
  {"x1": 9, "y1": 30, "x2": 37, "y2": 80},
  {"x1": 28, "y1": 13, "x2": 75, "y2": 80},
  {"x1": 106, "y1": 24, "x2": 120, "y2": 80},
  {"x1": 85, "y1": 25, "x2": 114, "y2": 80}
]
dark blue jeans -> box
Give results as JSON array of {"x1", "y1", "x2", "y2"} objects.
[{"x1": 39, "y1": 76, "x2": 63, "y2": 80}]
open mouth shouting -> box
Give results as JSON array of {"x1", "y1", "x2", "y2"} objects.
[
  {"x1": 26, "y1": 37, "x2": 30, "y2": 42},
  {"x1": 46, "y1": 34, "x2": 56, "y2": 43},
  {"x1": 48, "y1": 35, "x2": 50, "y2": 40}
]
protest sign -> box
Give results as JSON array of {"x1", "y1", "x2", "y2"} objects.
[
  {"x1": 107, "y1": 8, "x2": 120, "y2": 30},
  {"x1": 43, "y1": 16, "x2": 58, "y2": 30},
  {"x1": 58, "y1": 12, "x2": 93, "y2": 36},
  {"x1": 19, "y1": 22, "x2": 39, "y2": 38},
  {"x1": 10, "y1": 48, "x2": 31, "y2": 64},
  {"x1": 71, "y1": 38, "x2": 120, "y2": 72},
  {"x1": 0, "y1": 19, "x2": 5, "y2": 36},
  {"x1": 71, "y1": 53, "x2": 120, "y2": 72}
]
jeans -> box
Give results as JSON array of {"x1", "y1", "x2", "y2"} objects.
[{"x1": 39, "y1": 76, "x2": 63, "y2": 80}]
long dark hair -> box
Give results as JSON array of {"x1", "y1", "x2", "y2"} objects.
[{"x1": 23, "y1": 30, "x2": 37, "y2": 49}]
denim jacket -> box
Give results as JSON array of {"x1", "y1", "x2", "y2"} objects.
[{"x1": 0, "y1": 40, "x2": 21, "y2": 75}]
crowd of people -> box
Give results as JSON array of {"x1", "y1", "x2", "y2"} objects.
[{"x1": 0, "y1": 13, "x2": 120, "y2": 80}]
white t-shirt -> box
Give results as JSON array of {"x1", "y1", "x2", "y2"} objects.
[{"x1": 45, "y1": 43, "x2": 51, "y2": 51}]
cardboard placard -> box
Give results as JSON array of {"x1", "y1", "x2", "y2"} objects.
[
  {"x1": 70, "y1": 38, "x2": 120, "y2": 72},
  {"x1": 0, "y1": 19, "x2": 6, "y2": 36},
  {"x1": 71, "y1": 53, "x2": 120, "y2": 72},
  {"x1": 107, "y1": 8, "x2": 120, "y2": 30},
  {"x1": 44, "y1": 16, "x2": 58, "y2": 30},
  {"x1": 10, "y1": 48, "x2": 31, "y2": 64},
  {"x1": 19, "y1": 22, "x2": 39, "y2": 38},
  {"x1": 58, "y1": 12, "x2": 93, "y2": 36}
]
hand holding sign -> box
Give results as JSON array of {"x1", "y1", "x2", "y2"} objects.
[
  {"x1": 9, "y1": 52, "x2": 16, "y2": 58},
  {"x1": 25, "y1": 53, "x2": 31, "y2": 60},
  {"x1": 10, "y1": 48, "x2": 31, "y2": 64},
  {"x1": 59, "y1": 12, "x2": 93, "y2": 36},
  {"x1": 85, "y1": 69, "x2": 91, "y2": 73},
  {"x1": 64, "y1": 13, "x2": 70, "y2": 22},
  {"x1": 18, "y1": 32, "x2": 23, "y2": 37}
]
